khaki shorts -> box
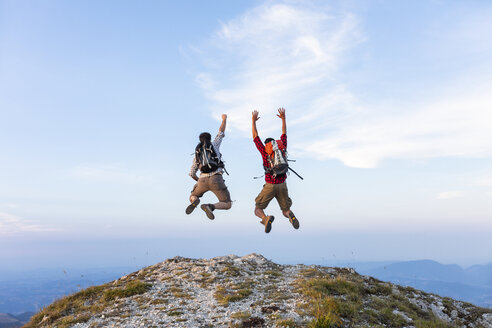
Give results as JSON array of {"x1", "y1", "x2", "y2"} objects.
[
  {"x1": 191, "y1": 174, "x2": 231, "y2": 203},
  {"x1": 255, "y1": 182, "x2": 292, "y2": 212}
]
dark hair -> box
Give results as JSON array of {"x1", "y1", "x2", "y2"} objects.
[
  {"x1": 264, "y1": 138, "x2": 274, "y2": 145},
  {"x1": 199, "y1": 132, "x2": 212, "y2": 144}
]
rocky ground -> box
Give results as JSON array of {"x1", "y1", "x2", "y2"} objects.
[{"x1": 24, "y1": 254, "x2": 492, "y2": 328}]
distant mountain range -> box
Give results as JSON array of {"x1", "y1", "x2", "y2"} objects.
[
  {"x1": 0, "y1": 312, "x2": 34, "y2": 328},
  {"x1": 355, "y1": 260, "x2": 492, "y2": 308},
  {"x1": 0, "y1": 266, "x2": 135, "y2": 314}
]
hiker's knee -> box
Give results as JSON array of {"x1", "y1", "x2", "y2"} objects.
[{"x1": 223, "y1": 202, "x2": 232, "y2": 210}]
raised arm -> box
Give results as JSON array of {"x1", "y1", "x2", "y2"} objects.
[
  {"x1": 277, "y1": 107, "x2": 286, "y2": 134},
  {"x1": 219, "y1": 114, "x2": 227, "y2": 133},
  {"x1": 252, "y1": 110, "x2": 260, "y2": 139}
]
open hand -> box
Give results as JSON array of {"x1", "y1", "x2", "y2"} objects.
[
  {"x1": 277, "y1": 107, "x2": 286, "y2": 119},
  {"x1": 252, "y1": 110, "x2": 260, "y2": 121}
]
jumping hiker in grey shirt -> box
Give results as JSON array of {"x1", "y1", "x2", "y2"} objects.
[{"x1": 186, "y1": 114, "x2": 232, "y2": 220}]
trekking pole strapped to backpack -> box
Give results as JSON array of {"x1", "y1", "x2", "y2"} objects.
[{"x1": 288, "y1": 167, "x2": 303, "y2": 180}]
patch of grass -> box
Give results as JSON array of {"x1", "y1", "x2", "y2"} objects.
[
  {"x1": 298, "y1": 286, "x2": 341, "y2": 328},
  {"x1": 57, "y1": 314, "x2": 92, "y2": 328},
  {"x1": 398, "y1": 286, "x2": 419, "y2": 294},
  {"x1": 104, "y1": 280, "x2": 151, "y2": 301},
  {"x1": 214, "y1": 283, "x2": 253, "y2": 306},
  {"x1": 368, "y1": 282, "x2": 393, "y2": 296},
  {"x1": 169, "y1": 286, "x2": 192, "y2": 299},
  {"x1": 390, "y1": 294, "x2": 432, "y2": 320},
  {"x1": 276, "y1": 318, "x2": 297, "y2": 327},
  {"x1": 26, "y1": 278, "x2": 153, "y2": 327},
  {"x1": 361, "y1": 308, "x2": 380, "y2": 325},
  {"x1": 295, "y1": 270, "x2": 462, "y2": 328},
  {"x1": 302, "y1": 277, "x2": 360, "y2": 296},
  {"x1": 299, "y1": 267, "x2": 323, "y2": 278},
  {"x1": 150, "y1": 298, "x2": 168, "y2": 305},
  {"x1": 221, "y1": 264, "x2": 242, "y2": 277},
  {"x1": 308, "y1": 297, "x2": 341, "y2": 327},
  {"x1": 24, "y1": 284, "x2": 108, "y2": 327},
  {"x1": 441, "y1": 298, "x2": 456, "y2": 317},
  {"x1": 378, "y1": 307, "x2": 408, "y2": 327},
  {"x1": 230, "y1": 311, "x2": 251, "y2": 319},
  {"x1": 181, "y1": 273, "x2": 192, "y2": 280},
  {"x1": 250, "y1": 299, "x2": 266, "y2": 307},
  {"x1": 414, "y1": 318, "x2": 454, "y2": 328},
  {"x1": 333, "y1": 298, "x2": 361, "y2": 321},
  {"x1": 265, "y1": 270, "x2": 283, "y2": 277},
  {"x1": 268, "y1": 290, "x2": 291, "y2": 301}
]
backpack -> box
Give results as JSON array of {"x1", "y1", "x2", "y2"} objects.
[
  {"x1": 264, "y1": 140, "x2": 288, "y2": 177},
  {"x1": 195, "y1": 141, "x2": 224, "y2": 173}
]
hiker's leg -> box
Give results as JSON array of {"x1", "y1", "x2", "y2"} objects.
[
  {"x1": 254, "y1": 207, "x2": 266, "y2": 219},
  {"x1": 276, "y1": 182, "x2": 298, "y2": 229},
  {"x1": 254, "y1": 183, "x2": 275, "y2": 217},
  {"x1": 282, "y1": 210, "x2": 294, "y2": 218},
  {"x1": 255, "y1": 183, "x2": 276, "y2": 234},
  {"x1": 210, "y1": 175, "x2": 232, "y2": 210},
  {"x1": 275, "y1": 182, "x2": 293, "y2": 214},
  {"x1": 186, "y1": 178, "x2": 210, "y2": 214},
  {"x1": 190, "y1": 178, "x2": 209, "y2": 201}
]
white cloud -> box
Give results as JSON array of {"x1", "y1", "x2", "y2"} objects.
[
  {"x1": 195, "y1": 1, "x2": 492, "y2": 168},
  {"x1": 69, "y1": 164, "x2": 154, "y2": 184},
  {"x1": 304, "y1": 84, "x2": 492, "y2": 167},
  {"x1": 0, "y1": 212, "x2": 60, "y2": 235},
  {"x1": 196, "y1": 1, "x2": 363, "y2": 136},
  {"x1": 437, "y1": 191, "x2": 465, "y2": 200}
]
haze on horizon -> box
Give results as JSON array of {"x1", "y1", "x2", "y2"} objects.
[{"x1": 1, "y1": 0, "x2": 491, "y2": 270}]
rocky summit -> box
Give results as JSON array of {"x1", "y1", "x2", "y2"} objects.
[{"x1": 25, "y1": 254, "x2": 492, "y2": 328}]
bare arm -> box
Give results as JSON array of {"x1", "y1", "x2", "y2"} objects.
[
  {"x1": 252, "y1": 110, "x2": 260, "y2": 139},
  {"x1": 219, "y1": 114, "x2": 227, "y2": 133},
  {"x1": 189, "y1": 159, "x2": 199, "y2": 181},
  {"x1": 277, "y1": 107, "x2": 286, "y2": 134}
]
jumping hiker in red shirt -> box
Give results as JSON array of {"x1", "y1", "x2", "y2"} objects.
[{"x1": 252, "y1": 108, "x2": 300, "y2": 233}]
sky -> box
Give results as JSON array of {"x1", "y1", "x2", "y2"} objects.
[{"x1": 1, "y1": 0, "x2": 491, "y2": 270}]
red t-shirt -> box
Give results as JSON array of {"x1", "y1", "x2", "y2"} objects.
[{"x1": 254, "y1": 134, "x2": 287, "y2": 184}]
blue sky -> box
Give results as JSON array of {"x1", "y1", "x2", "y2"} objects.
[{"x1": 1, "y1": 0, "x2": 491, "y2": 269}]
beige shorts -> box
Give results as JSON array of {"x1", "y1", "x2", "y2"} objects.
[
  {"x1": 191, "y1": 174, "x2": 231, "y2": 203},
  {"x1": 255, "y1": 182, "x2": 292, "y2": 212}
]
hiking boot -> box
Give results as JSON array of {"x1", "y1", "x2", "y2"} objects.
[
  {"x1": 288, "y1": 211, "x2": 300, "y2": 229},
  {"x1": 261, "y1": 216, "x2": 275, "y2": 233},
  {"x1": 201, "y1": 204, "x2": 215, "y2": 220},
  {"x1": 185, "y1": 198, "x2": 200, "y2": 215}
]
